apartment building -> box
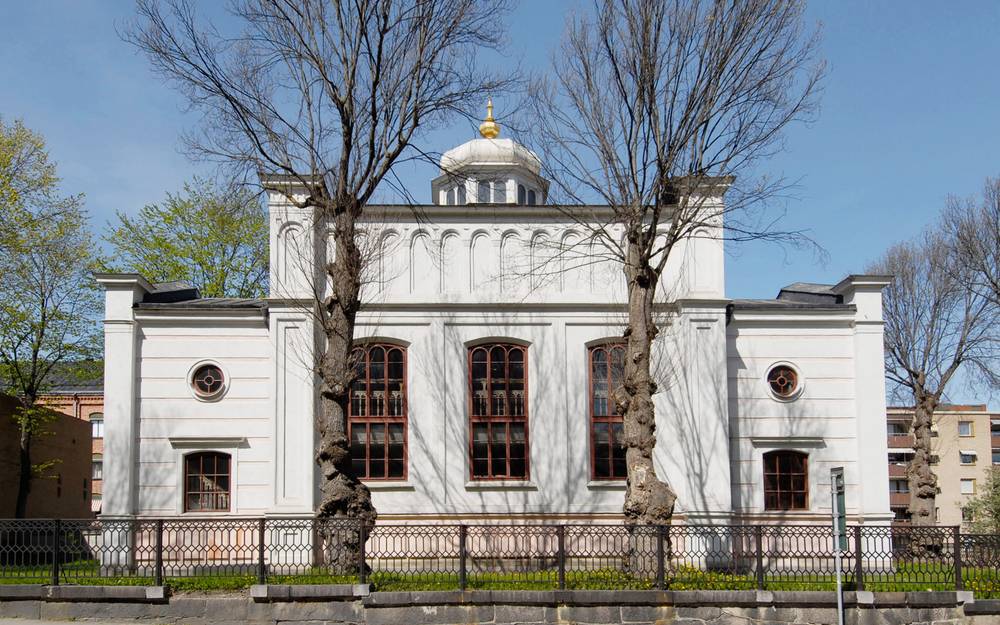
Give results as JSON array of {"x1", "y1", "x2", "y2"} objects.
[{"x1": 887, "y1": 404, "x2": 1000, "y2": 526}]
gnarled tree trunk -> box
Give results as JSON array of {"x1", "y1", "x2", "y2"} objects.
[
  {"x1": 907, "y1": 390, "x2": 939, "y2": 527},
  {"x1": 315, "y1": 201, "x2": 376, "y2": 571},
  {"x1": 617, "y1": 238, "x2": 677, "y2": 526}
]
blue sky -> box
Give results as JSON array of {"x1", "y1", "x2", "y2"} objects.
[{"x1": 2, "y1": 1, "x2": 998, "y2": 404}]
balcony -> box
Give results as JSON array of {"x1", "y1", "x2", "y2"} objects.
[
  {"x1": 887, "y1": 434, "x2": 915, "y2": 449},
  {"x1": 888, "y1": 464, "x2": 907, "y2": 478},
  {"x1": 889, "y1": 492, "x2": 911, "y2": 507}
]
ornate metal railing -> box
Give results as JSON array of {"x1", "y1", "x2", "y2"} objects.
[{"x1": 0, "y1": 519, "x2": 997, "y2": 595}]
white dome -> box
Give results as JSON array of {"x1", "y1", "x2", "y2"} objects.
[{"x1": 440, "y1": 138, "x2": 542, "y2": 175}]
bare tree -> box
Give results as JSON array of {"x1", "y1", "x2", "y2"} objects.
[
  {"x1": 126, "y1": 0, "x2": 512, "y2": 546},
  {"x1": 947, "y1": 175, "x2": 1000, "y2": 309},
  {"x1": 527, "y1": 0, "x2": 822, "y2": 526},
  {"x1": 869, "y1": 228, "x2": 998, "y2": 527}
]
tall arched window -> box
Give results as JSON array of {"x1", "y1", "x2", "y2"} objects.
[
  {"x1": 590, "y1": 344, "x2": 627, "y2": 480},
  {"x1": 527, "y1": 189, "x2": 537, "y2": 205},
  {"x1": 349, "y1": 343, "x2": 407, "y2": 480},
  {"x1": 457, "y1": 184, "x2": 467, "y2": 204},
  {"x1": 477, "y1": 180, "x2": 491, "y2": 203},
  {"x1": 763, "y1": 450, "x2": 808, "y2": 510},
  {"x1": 517, "y1": 184, "x2": 526, "y2": 205},
  {"x1": 89, "y1": 413, "x2": 104, "y2": 438},
  {"x1": 184, "y1": 452, "x2": 231, "y2": 512},
  {"x1": 493, "y1": 180, "x2": 507, "y2": 203},
  {"x1": 469, "y1": 343, "x2": 528, "y2": 479}
]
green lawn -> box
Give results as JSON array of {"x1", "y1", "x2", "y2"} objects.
[{"x1": 1, "y1": 561, "x2": 997, "y2": 597}]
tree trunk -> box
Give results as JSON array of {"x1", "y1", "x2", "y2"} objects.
[
  {"x1": 907, "y1": 391, "x2": 938, "y2": 527},
  {"x1": 617, "y1": 238, "x2": 677, "y2": 527},
  {"x1": 15, "y1": 425, "x2": 31, "y2": 519},
  {"x1": 314, "y1": 201, "x2": 376, "y2": 571}
]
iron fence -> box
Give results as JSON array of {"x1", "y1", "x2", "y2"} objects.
[{"x1": 0, "y1": 519, "x2": 997, "y2": 596}]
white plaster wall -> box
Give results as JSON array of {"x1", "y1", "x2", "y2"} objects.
[
  {"x1": 133, "y1": 320, "x2": 273, "y2": 516},
  {"x1": 727, "y1": 317, "x2": 869, "y2": 521}
]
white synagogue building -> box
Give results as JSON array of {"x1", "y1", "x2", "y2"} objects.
[{"x1": 97, "y1": 107, "x2": 893, "y2": 527}]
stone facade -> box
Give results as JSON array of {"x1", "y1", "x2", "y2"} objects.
[{"x1": 1, "y1": 588, "x2": 996, "y2": 625}]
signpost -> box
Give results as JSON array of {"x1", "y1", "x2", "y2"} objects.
[{"x1": 830, "y1": 467, "x2": 846, "y2": 625}]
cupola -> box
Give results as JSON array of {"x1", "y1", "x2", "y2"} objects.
[{"x1": 431, "y1": 100, "x2": 549, "y2": 206}]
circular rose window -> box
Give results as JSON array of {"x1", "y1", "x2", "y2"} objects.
[
  {"x1": 766, "y1": 364, "x2": 800, "y2": 399},
  {"x1": 191, "y1": 363, "x2": 226, "y2": 399}
]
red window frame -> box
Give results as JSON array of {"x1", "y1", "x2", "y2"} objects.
[
  {"x1": 184, "y1": 452, "x2": 231, "y2": 512},
  {"x1": 348, "y1": 343, "x2": 408, "y2": 480},
  {"x1": 589, "y1": 343, "x2": 627, "y2": 480},
  {"x1": 763, "y1": 450, "x2": 809, "y2": 510},
  {"x1": 468, "y1": 343, "x2": 528, "y2": 480}
]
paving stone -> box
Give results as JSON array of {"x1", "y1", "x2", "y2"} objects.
[
  {"x1": 556, "y1": 605, "x2": 624, "y2": 624},
  {"x1": 621, "y1": 605, "x2": 674, "y2": 623},
  {"x1": 676, "y1": 606, "x2": 723, "y2": 621},
  {"x1": 0, "y1": 600, "x2": 41, "y2": 619},
  {"x1": 494, "y1": 603, "x2": 549, "y2": 623},
  {"x1": 365, "y1": 604, "x2": 494, "y2": 625}
]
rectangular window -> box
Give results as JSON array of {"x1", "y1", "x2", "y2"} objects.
[
  {"x1": 348, "y1": 344, "x2": 407, "y2": 480},
  {"x1": 886, "y1": 422, "x2": 908, "y2": 435},
  {"x1": 960, "y1": 451, "x2": 977, "y2": 465},
  {"x1": 91, "y1": 455, "x2": 103, "y2": 481},
  {"x1": 993, "y1": 448, "x2": 1000, "y2": 465},
  {"x1": 590, "y1": 344, "x2": 626, "y2": 480},
  {"x1": 889, "y1": 479, "x2": 909, "y2": 493},
  {"x1": 90, "y1": 414, "x2": 104, "y2": 439},
  {"x1": 888, "y1": 452, "x2": 912, "y2": 464},
  {"x1": 958, "y1": 421, "x2": 974, "y2": 437},
  {"x1": 184, "y1": 452, "x2": 231, "y2": 512},
  {"x1": 962, "y1": 506, "x2": 974, "y2": 523},
  {"x1": 469, "y1": 344, "x2": 528, "y2": 480},
  {"x1": 763, "y1": 450, "x2": 808, "y2": 510},
  {"x1": 960, "y1": 479, "x2": 976, "y2": 495}
]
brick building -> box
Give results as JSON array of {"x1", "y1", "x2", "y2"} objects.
[
  {"x1": 887, "y1": 404, "x2": 1000, "y2": 526},
  {"x1": 36, "y1": 363, "x2": 105, "y2": 514},
  {"x1": 0, "y1": 394, "x2": 92, "y2": 518}
]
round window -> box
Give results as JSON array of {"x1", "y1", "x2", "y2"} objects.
[
  {"x1": 766, "y1": 364, "x2": 800, "y2": 399},
  {"x1": 191, "y1": 363, "x2": 226, "y2": 399}
]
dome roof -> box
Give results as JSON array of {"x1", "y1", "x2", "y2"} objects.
[{"x1": 439, "y1": 137, "x2": 542, "y2": 175}]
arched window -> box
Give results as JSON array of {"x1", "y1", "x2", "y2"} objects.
[
  {"x1": 184, "y1": 452, "x2": 231, "y2": 512},
  {"x1": 494, "y1": 180, "x2": 507, "y2": 203},
  {"x1": 590, "y1": 344, "x2": 627, "y2": 480},
  {"x1": 349, "y1": 343, "x2": 407, "y2": 480},
  {"x1": 517, "y1": 184, "x2": 526, "y2": 205},
  {"x1": 457, "y1": 184, "x2": 466, "y2": 204},
  {"x1": 447, "y1": 187, "x2": 456, "y2": 205},
  {"x1": 469, "y1": 343, "x2": 528, "y2": 479},
  {"x1": 527, "y1": 189, "x2": 537, "y2": 205},
  {"x1": 89, "y1": 413, "x2": 104, "y2": 438},
  {"x1": 477, "y1": 180, "x2": 491, "y2": 203},
  {"x1": 763, "y1": 450, "x2": 808, "y2": 510}
]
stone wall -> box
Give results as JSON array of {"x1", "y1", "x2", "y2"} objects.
[{"x1": 2, "y1": 587, "x2": 999, "y2": 625}]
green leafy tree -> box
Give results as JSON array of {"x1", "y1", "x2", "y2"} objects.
[
  {"x1": 104, "y1": 177, "x2": 268, "y2": 298},
  {"x1": 965, "y1": 467, "x2": 1000, "y2": 534},
  {"x1": 0, "y1": 118, "x2": 99, "y2": 518}
]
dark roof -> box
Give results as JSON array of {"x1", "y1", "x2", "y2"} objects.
[
  {"x1": 143, "y1": 281, "x2": 201, "y2": 304},
  {"x1": 729, "y1": 298, "x2": 853, "y2": 312},
  {"x1": 0, "y1": 360, "x2": 104, "y2": 395},
  {"x1": 775, "y1": 282, "x2": 843, "y2": 305},
  {"x1": 136, "y1": 298, "x2": 267, "y2": 311}
]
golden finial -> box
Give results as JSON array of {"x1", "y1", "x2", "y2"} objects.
[{"x1": 479, "y1": 98, "x2": 500, "y2": 139}]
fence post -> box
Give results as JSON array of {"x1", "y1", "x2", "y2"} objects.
[
  {"x1": 257, "y1": 518, "x2": 267, "y2": 585},
  {"x1": 154, "y1": 520, "x2": 164, "y2": 587},
  {"x1": 754, "y1": 525, "x2": 764, "y2": 590},
  {"x1": 358, "y1": 521, "x2": 368, "y2": 585},
  {"x1": 852, "y1": 525, "x2": 864, "y2": 591},
  {"x1": 556, "y1": 525, "x2": 566, "y2": 590},
  {"x1": 50, "y1": 519, "x2": 61, "y2": 586},
  {"x1": 458, "y1": 525, "x2": 468, "y2": 591},
  {"x1": 655, "y1": 525, "x2": 665, "y2": 590},
  {"x1": 953, "y1": 525, "x2": 963, "y2": 591}
]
